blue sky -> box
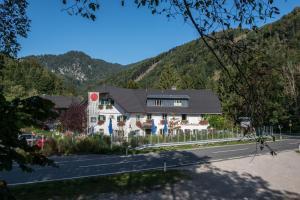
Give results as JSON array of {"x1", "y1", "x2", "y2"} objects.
[{"x1": 19, "y1": 0, "x2": 300, "y2": 65}]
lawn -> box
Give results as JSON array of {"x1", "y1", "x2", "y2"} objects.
[
  {"x1": 10, "y1": 170, "x2": 187, "y2": 200},
  {"x1": 131, "y1": 139, "x2": 258, "y2": 154}
]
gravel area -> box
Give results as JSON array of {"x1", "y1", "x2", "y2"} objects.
[{"x1": 86, "y1": 151, "x2": 300, "y2": 200}]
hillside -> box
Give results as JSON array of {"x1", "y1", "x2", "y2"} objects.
[
  {"x1": 25, "y1": 51, "x2": 125, "y2": 86},
  {"x1": 2, "y1": 57, "x2": 76, "y2": 100},
  {"x1": 101, "y1": 7, "x2": 300, "y2": 90}
]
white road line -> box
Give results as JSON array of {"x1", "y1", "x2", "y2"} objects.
[
  {"x1": 212, "y1": 148, "x2": 249, "y2": 154},
  {"x1": 7, "y1": 149, "x2": 296, "y2": 186},
  {"x1": 289, "y1": 142, "x2": 299, "y2": 145},
  {"x1": 79, "y1": 159, "x2": 146, "y2": 168}
]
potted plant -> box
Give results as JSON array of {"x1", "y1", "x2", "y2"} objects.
[
  {"x1": 106, "y1": 104, "x2": 113, "y2": 109},
  {"x1": 199, "y1": 120, "x2": 209, "y2": 125},
  {"x1": 117, "y1": 121, "x2": 125, "y2": 127},
  {"x1": 160, "y1": 119, "x2": 166, "y2": 125},
  {"x1": 136, "y1": 121, "x2": 142, "y2": 129},
  {"x1": 97, "y1": 120, "x2": 105, "y2": 125},
  {"x1": 98, "y1": 105, "x2": 103, "y2": 110},
  {"x1": 181, "y1": 120, "x2": 188, "y2": 124}
]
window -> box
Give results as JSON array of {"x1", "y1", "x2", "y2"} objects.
[
  {"x1": 100, "y1": 98, "x2": 108, "y2": 105},
  {"x1": 136, "y1": 114, "x2": 141, "y2": 121},
  {"x1": 174, "y1": 100, "x2": 182, "y2": 107},
  {"x1": 182, "y1": 114, "x2": 187, "y2": 121},
  {"x1": 117, "y1": 115, "x2": 127, "y2": 122},
  {"x1": 91, "y1": 117, "x2": 97, "y2": 123},
  {"x1": 162, "y1": 114, "x2": 167, "y2": 120},
  {"x1": 147, "y1": 114, "x2": 152, "y2": 120},
  {"x1": 98, "y1": 115, "x2": 106, "y2": 121},
  {"x1": 99, "y1": 129, "x2": 104, "y2": 134},
  {"x1": 154, "y1": 99, "x2": 161, "y2": 106},
  {"x1": 109, "y1": 99, "x2": 114, "y2": 105},
  {"x1": 100, "y1": 98, "x2": 114, "y2": 105}
]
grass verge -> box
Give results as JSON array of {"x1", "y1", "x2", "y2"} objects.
[
  {"x1": 10, "y1": 170, "x2": 187, "y2": 200},
  {"x1": 131, "y1": 139, "x2": 257, "y2": 154}
]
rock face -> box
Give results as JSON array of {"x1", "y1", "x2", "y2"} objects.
[{"x1": 25, "y1": 51, "x2": 124, "y2": 83}]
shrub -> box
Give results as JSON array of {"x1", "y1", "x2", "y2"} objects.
[
  {"x1": 57, "y1": 137, "x2": 74, "y2": 155},
  {"x1": 41, "y1": 138, "x2": 57, "y2": 156},
  {"x1": 75, "y1": 137, "x2": 100, "y2": 153}
]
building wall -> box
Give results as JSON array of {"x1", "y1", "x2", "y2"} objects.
[{"x1": 88, "y1": 93, "x2": 210, "y2": 136}]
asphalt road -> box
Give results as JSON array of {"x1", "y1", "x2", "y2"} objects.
[{"x1": 1, "y1": 139, "x2": 300, "y2": 186}]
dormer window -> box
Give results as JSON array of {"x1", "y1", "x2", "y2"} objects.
[
  {"x1": 154, "y1": 99, "x2": 161, "y2": 106},
  {"x1": 174, "y1": 100, "x2": 182, "y2": 107},
  {"x1": 100, "y1": 98, "x2": 114, "y2": 106},
  {"x1": 146, "y1": 94, "x2": 189, "y2": 107}
]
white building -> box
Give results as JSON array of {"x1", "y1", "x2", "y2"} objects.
[{"x1": 87, "y1": 85, "x2": 221, "y2": 137}]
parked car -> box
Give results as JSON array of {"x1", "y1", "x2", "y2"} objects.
[{"x1": 18, "y1": 133, "x2": 37, "y2": 146}]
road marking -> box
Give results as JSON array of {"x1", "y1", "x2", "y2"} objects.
[
  {"x1": 79, "y1": 159, "x2": 145, "y2": 168},
  {"x1": 212, "y1": 148, "x2": 249, "y2": 154},
  {"x1": 7, "y1": 149, "x2": 296, "y2": 186},
  {"x1": 289, "y1": 142, "x2": 299, "y2": 145}
]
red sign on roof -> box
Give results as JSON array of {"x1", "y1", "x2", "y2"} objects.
[{"x1": 90, "y1": 93, "x2": 98, "y2": 101}]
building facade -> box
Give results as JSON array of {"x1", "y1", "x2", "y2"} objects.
[{"x1": 87, "y1": 86, "x2": 222, "y2": 136}]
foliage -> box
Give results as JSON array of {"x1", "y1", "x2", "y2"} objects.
[
  {"x1": 59, "y1": 103, "x2": 87, "y2": 133},
  {"x1": 0, "y1": 0, "x2": 30, "y2": 57},
  {"x1": 38, "y1": 135, "x2": 129, "y2": 156},
  {"x1": 1, "y1": 57, "x2": 75, "y2": 100},
  {"x1": 26, "y1": 51, "x2": 124, "y2": 94},
  {"x1": 206, "y1": 115, "x2": 232, "y2": 130},
  {"x1": 126, "y1": 80, "x2": 139, "y2": 89},
  {"x1": 158, "y1": 64, "x2": 181, "y2": 89},
  {"x1": 0, "y1": 82, "x2": 56, "y2": 171}
]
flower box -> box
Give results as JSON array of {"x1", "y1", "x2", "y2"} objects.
[
  {"x1": 118, "y1": 121, "x2": 125, "y2": 127},
  {"x1": 199, "y1": 120, "x2": 209, "y2": 125},
  {"x1": 136, "y1": 121, "x2": 142, "y2": 129},
  {"x1": 106, "y1": 104, "x2": 113, "y2": 109},
  {"x1": 181, "y1": 120, "x2": 188, "y2": 124},
  {"x1": 160, "y1": 119, "x2": 167, "y2": 125},
  {"x1": 97, "y1": 120, "x2": 105, "y2": 125},
  {"x1": 98, "y1": 105, "x2": 104, "y2": 110}
]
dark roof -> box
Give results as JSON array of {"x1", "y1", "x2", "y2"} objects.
[
  {"x1": 147, "y1": 94, "x2": 190, "y2": 99},
  {"x1": 95, "y1": 85, "x2": 222, "y2": 114},
  {"x1": 40, "y1": 95, "x2": 82, "y2": 109}
]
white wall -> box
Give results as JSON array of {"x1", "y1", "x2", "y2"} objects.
[{"x1": 88, "y1": 102, "x2": 209, "y2": 136}]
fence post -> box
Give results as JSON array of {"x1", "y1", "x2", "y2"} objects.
[
  {"x1": 206, "y1": 129, "x2": 208, "y2": 140},
  {"x1": 196, "y1": 130, "x2": 198, "y2": 141}
]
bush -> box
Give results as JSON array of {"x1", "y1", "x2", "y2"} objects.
[
  {"x1": 41, "y1": 138, "x2": 57, "y2": 156},
  {"x1": 57, "y1": 137, "x2": 74, "y2": 155}
]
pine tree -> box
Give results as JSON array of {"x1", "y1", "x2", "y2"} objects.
[{"x1": 158, "y1": 65, "x2": 181, "y2": 89}]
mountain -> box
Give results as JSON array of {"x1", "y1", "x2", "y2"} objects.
[
  {"x1": 102, "y1": 7, "x2": 300, "y2": 90},
  {"x1": 2, "y1": 56, "x2": 76, "y2": 100},
  {"x1": 25, "y1": 51, "x2": 124, "y2": 86}
]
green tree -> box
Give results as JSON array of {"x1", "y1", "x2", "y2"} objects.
[
  {"x1": 158, "y1": 65, "x2": 181, "y2": 89},
  {"x1": 126, "y1": 80, "x2": 139, "y2": 89},
  {"x1": 0, "y1": 0, "x2": 30, "y2": 57}
]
